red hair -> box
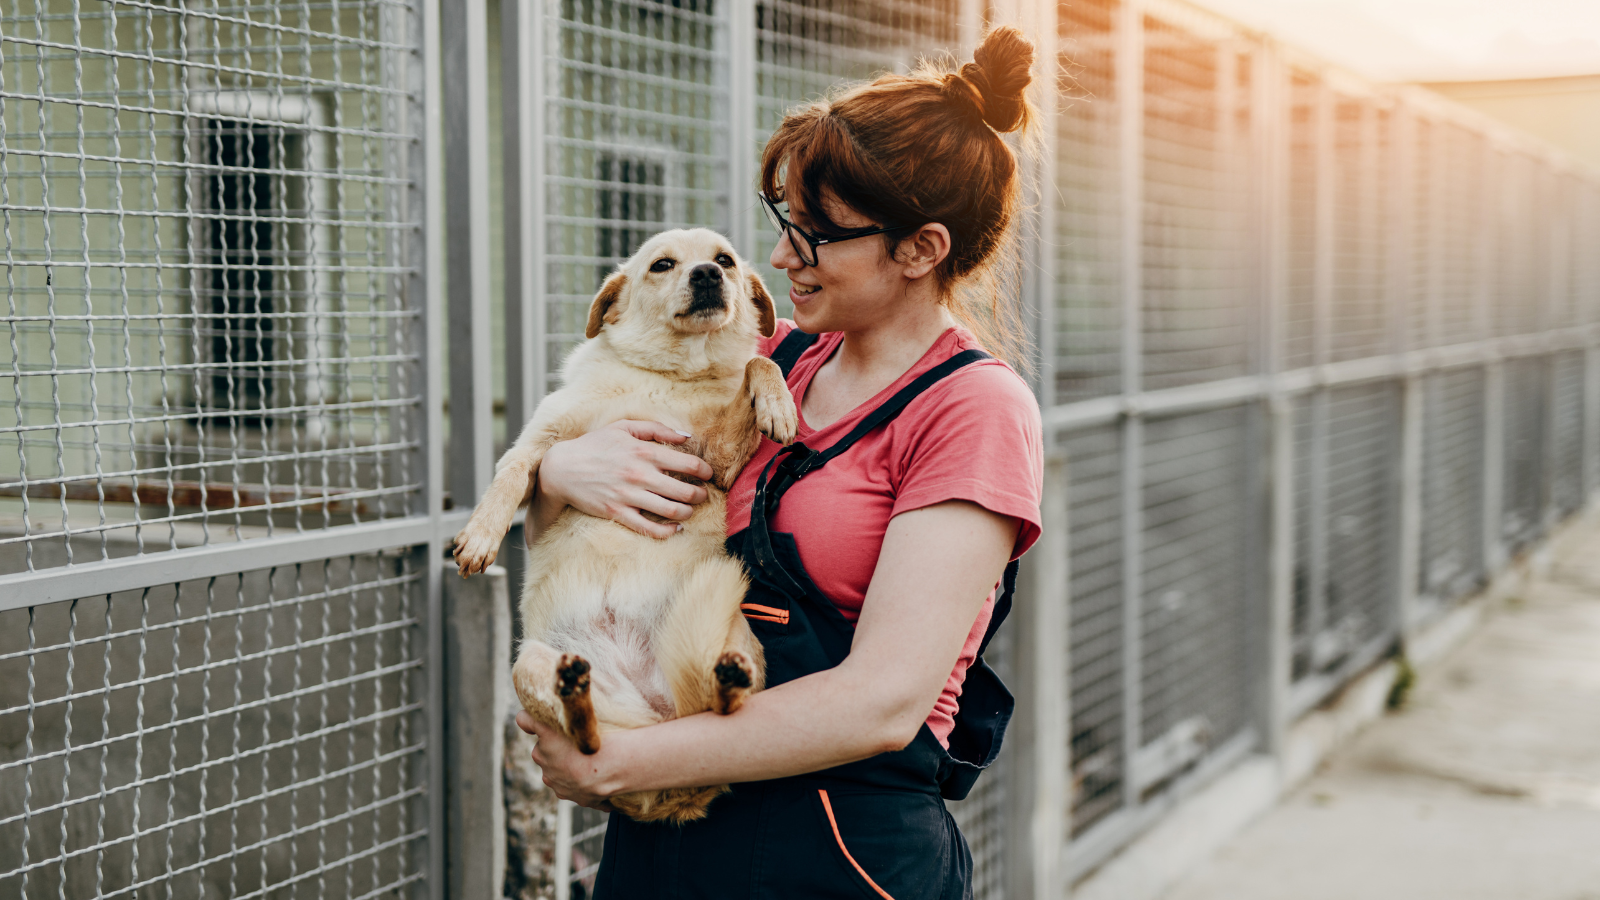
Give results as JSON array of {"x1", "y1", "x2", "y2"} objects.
[{"x1": 760, "y1": 26, "x2": 1040, "y2": 365}]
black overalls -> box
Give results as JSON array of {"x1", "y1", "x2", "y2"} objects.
[{"x1": 593, "y1": 330, "x2": 1019, "y2": 900}]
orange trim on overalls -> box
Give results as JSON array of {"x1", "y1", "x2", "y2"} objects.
[
  {"x1": 817, "y1": 789, "x2": 895, "y2": 900},
  {"x1": 740, "y1": 602, "x2": 789, "y2": 624}
]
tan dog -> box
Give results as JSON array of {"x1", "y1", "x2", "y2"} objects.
[{"x1": 451, "y1": 229, "x2": 796, "y2": 823}]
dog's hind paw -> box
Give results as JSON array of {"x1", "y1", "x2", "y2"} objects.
[
  {"x1": 713, "y1": 651, "x2": 755, "y2": 715},
  {"x1": 556, "y1": 654, "x2": 602, "y2": 754},
  {"x1": 556, "y1": 654, "x2": 591, "y2": 697}
]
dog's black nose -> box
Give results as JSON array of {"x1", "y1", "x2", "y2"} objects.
[{"x1": 688, "y1": 262, "x2": 722, "y2": 285}]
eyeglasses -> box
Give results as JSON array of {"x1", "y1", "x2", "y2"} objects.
[{"x1": 758, "y1": 193, "x2": 904, "y2": 267}]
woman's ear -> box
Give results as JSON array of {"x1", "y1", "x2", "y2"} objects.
[
  {"x1": 898, "y1": 223, "x2": 952, "y2": 280},
  {"x1": 748, "y1": 272, "x2": 777, "y2": 337},
  {"x1": 585, "y1": 272, "x2": 626, "y2": 339}
]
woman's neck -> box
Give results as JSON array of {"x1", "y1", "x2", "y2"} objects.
[{"x1": 802, "y1": 299, "x2": 958, "y2": 430}]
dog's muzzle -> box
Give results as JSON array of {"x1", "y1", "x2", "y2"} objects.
[{"x1": 684, "y1": 262, "x2": 726, "y2": 315}]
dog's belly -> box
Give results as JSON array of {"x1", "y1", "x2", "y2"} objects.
[{"x1": 545, "y1": 609, "x2": 676, "y2": 722}]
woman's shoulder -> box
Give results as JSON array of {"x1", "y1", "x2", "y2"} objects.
[{"x1": 922, "y1": 331, "x2": 1041, "y2": 422}]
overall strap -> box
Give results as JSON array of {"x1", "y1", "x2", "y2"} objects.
[
  {"x1": 761, "y1": 348, "x2": 993, "y2": 507},
  {"x1": 768, "y1": 328, "x2": 820, "y2": 378},
  {"x1": 746, "y1": 348, "x2": 994, "y2": 598}
]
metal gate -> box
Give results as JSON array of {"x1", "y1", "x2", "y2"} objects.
[{"x1": 1, "y1": 1, "x2": 443, "y2": 897}]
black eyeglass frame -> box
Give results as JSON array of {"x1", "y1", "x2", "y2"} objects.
[{"x1": 758, "y1": 193, "x2": 907, "y2": 267}]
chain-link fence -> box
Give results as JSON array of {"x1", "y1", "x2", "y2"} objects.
[{"x1": 7, "y1": 0, "x2": 1600, "y2": 898}]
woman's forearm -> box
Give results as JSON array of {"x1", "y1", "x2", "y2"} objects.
[{"x1": 595, "y1": 661, "x2": 910, "y2": 794}]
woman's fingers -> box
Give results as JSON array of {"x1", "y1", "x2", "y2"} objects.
[
  {"x1": 613, "y1": 507, "x2": 680, "y2": 540},
  {"x1": 649, "y1": 444, "x2": 715, "y2": 483},
  {"x1": 613, "y1": 419, "x2": 691, "y2": 445}
]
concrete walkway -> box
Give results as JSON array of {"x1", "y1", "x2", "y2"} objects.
[{"x1": 1164, "y1": 518, "x2": 1600, "y2": 900}]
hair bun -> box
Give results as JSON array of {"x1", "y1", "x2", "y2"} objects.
[{"x1": 954, "y1": 25, "x2": 1035, "y2": 134}]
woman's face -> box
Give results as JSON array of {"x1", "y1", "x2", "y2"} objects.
[{"x1": 768, "y1": 193, "x2": 918, "y2": 336}]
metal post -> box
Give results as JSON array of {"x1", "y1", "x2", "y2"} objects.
[
  {"x1": 1482, "y1": 148, "x2": 1507, "y2": 572},
  {"x1": 444, "y1": 564, "x2": 513, "y2": 900},
  {"x1": 1005, "y1": 453, "x2": 1070, "y2": 900},
  {"x1": 443, "y1": 0, "x2": 495, "y2": 510},
  {"x1": 1307, "y1": 78, "x2": 1332, "y2": 646},
  {"x1": 1035, "y1": 0, "x2": 1061, "y2": 405},
  {"x1": 1114, "y1": 0, "x2": 1145, "y2": 814},
  {"x1": 724, "y1": 0, "x2": 757, "y2": 258},
  {"x1": 1253, "y1": 40, "x2": 1293, "y2": 756},
  {"x1": 503, "y1": 0, "x2": 548, "y2": 432},
  {"x1": 419, "y1": 0, "x2": 449, "y2": 895}
]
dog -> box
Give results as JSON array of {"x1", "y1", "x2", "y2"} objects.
[{"x1": 451, "y1": 228, "x2": 796, "y2": 823}]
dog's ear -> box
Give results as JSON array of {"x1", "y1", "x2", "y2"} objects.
[
  {"x1": 585, "y1": 272, "x2": 626, "y2": 339},
  {"x1": 748, "y1": 273, "x2": 776, "y2": 338}
]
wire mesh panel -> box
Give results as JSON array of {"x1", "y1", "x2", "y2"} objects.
[
  {"x1": 1550, "y1": 350, "x2": 1585, "y2": 519},
  {"x1": 1140, "y1": 17, "x2": 1251, "y2": 390},
  {"x1": 1053, "y1": 0, "x2": 1121, "y2": 404},
  {"x1": 1283, "y1": 71, "x2": 1317, "y2": 371},
  {"x1": 0, "y1": 549, "x2": 428, "y2": 900},
  {"x1": 1291, "y1": 384, "x2": 1400, "y2": 688},
  {"x1": 1502, "y1": 356, "x2": 1549, "y2": 553},
  {"x1": 1418, "y1": 368, "x2": 1486, "y2": 606},
  {"x1": 1137, "y1": 406, "x2": 1255, "y2": 794},
  {"x1": 1061, "y1": 425, "x2": 1124, "y2": 835},
  {"x1": 0, "y1": 0, "x2": 425, "y2": 575},
  {"x1": 1329, "y1": 97, "x2": 1389, "y2": 362},
  {"x1": 1318, "y1": 385, "x2": 1398, "y2": 661},
  {"x1": 1434, "y1": 125, "x2": 1485, "y2": 347},
  {"x1": 543, "y1": 0, "x2": 726, "y2": 381}
]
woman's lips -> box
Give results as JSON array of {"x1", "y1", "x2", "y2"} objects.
[{"x1": 789, "y1": 284, "x2": 819, "y2": 304}]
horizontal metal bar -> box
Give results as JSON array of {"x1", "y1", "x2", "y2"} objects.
[
  {"x1": 1044, "y1": 327, "x2": 1600, "y2": 431},
  {"x1": 0, "y1": 511, "x2": 470, "y2": 607}
]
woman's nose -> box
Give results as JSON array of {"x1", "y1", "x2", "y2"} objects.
[{"x1": 769, "y1": 229, "x2": 801, "y2": 270}]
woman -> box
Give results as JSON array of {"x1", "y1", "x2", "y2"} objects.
[{"x1": 519, "y1": 27, "x2": 1045, "y2": 898}]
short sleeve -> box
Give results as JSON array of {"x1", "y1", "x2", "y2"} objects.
[{"x1": 888, "y1": 362, "x2": 1044, "y2": 559}]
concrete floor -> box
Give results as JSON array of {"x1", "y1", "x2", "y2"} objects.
[{"x1": 1164, "y1": 523, "x2": 1600, "y2": 900}]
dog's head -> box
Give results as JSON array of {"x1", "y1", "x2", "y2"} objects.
[{"x1": 584, "y1": 230, "x2": 776, "y2": 370}]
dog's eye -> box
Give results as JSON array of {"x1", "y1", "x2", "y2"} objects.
[
  {"x1": 650, "y1": 258, "x2": 675, "y2": 273},
  {"x1": 715, "y1": 254, "x2": 734, "y2": 268}
]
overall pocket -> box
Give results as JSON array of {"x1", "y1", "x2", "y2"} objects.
[{"x1": 807, "y1": 788, "x2": 967, "y2": 900}]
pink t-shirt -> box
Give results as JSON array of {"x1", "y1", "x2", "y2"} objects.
[{"x1": 726, "y1": 321, "x2": 1044, "y2": 746}]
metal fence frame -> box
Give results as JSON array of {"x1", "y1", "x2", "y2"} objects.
[{"x1": 5, "y1": 0, "x2": 1600, "y2": 898}]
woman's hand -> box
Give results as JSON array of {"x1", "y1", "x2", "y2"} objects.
[
  {"x1": 530, "y1": 420, "x2": 714, "y2": 541},
  {"x1": 517, "y1": 711, "x2": 619, "y2": 812}
]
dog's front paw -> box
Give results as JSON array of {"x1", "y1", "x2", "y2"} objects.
[
  {"x1": 451, "y1": 523, "x2": 501, "y2": 577},
  {"x1": 713, "y1": 650, "x2": 756, "y2": 715},
  {"x1": 744, "y1": 357, "x2": 798, "y2": 446},
  {"x1": 755, "y1": 389, "x2": 797, "y2": 446}
]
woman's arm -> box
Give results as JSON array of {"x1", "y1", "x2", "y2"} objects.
[
  {"x1": 525, "y1": 420, "x2": 715, "y2": 542},
  {"x1": 524, "y1": 498, "x2": 1017, "y2": 806}
]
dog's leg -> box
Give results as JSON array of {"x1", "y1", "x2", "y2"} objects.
[
  {"x1": 654, "y1": 555, "x2": 765, "y2": 719},
  {"x1": 454, "y1": 410, "x2": 582, "y2": 576},
  {"x1": 698, "y1": 356, "x2": 797, "y2": 489},
  {"x1": 512, "y1": 640, "x2": 605, "y2": 754}
]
